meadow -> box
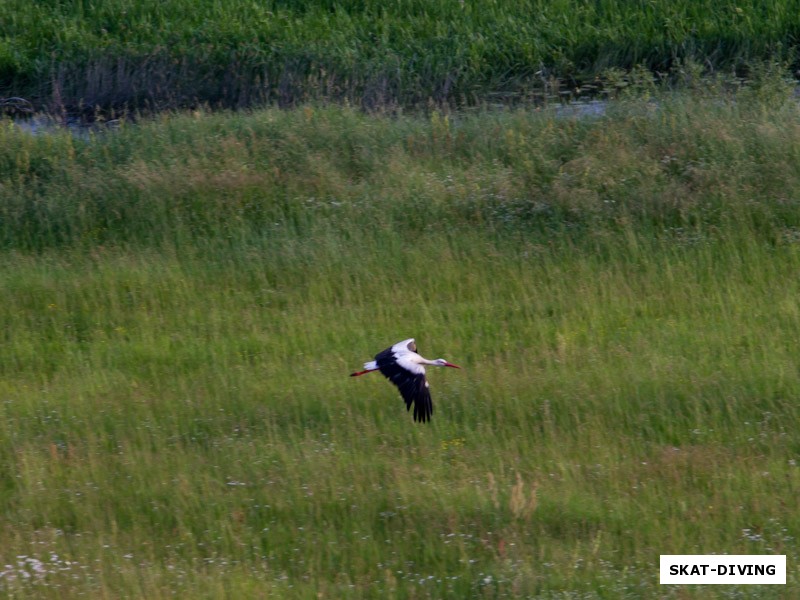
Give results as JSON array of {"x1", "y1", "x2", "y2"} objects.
[
  {"x1": 2, "y1": 0, "x2": 800, "y2": 112},
  {"x1": 2, "y1": 84, "x2": 800, "y2": 597}
]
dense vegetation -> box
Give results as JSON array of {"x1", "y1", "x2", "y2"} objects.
[
  {"x1": 2, "y1": 0, "x2": 800, "y2": 111},
  {"x1": 1, "y1": 83, "x2": 799, "y2": 596},
  {"x1": 2, "y1": 71, "x2": 799, "y2": 251}
]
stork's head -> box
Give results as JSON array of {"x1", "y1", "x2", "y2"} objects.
[{"x1": 434, "y1": 358, "x2": 461, "y2": 369}]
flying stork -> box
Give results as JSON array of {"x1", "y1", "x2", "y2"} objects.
[{"x1": 350, "y1": 338, "x2": 461, "y2": 422}]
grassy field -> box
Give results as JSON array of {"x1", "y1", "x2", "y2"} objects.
[
  {"x1": 2, "y1": 0, "x2": 799, "y2": 111},
  {"x1": 2, "y1": 87, "x2": 800, "y2": 597}
]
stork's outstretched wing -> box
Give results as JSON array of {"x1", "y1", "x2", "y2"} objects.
[{"x1": 375, "y1": 345, "x2": 433, "y2": 423}]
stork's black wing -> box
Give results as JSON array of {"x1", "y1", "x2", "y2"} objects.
[{"x1": 375, "y1": 347, "x2": 433, "y2": 423}]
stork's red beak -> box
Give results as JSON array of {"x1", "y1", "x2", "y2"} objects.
[{"x1": 444, "y1": 362, "x2": 461, "y2": 369}]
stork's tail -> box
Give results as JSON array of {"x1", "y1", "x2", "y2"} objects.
[{"x1": 351, "y1": 360, "x2": 378, "y2": 377}]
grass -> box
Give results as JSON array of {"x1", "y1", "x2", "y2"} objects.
[
  {"x1": 2, "y1": 71, "x2": 800, "y2": 251},
  {"x1": 1, "y1": 0, "x2": 799, "y2": 111},
  {"x1": 2, "y1": 88, "x2": 800, "y2": 596}
]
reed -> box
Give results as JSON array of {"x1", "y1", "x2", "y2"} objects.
[{"x1": 2, "y1": 0, "x2": 798, "y2": 111}]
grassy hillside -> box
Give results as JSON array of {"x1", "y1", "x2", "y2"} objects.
[
  {"x1": 1, "y1": 89, "x2": 800, "y2": 597},
  {"x1": 2, "y1": 0, "x2": 799, "y2": 111},
  {"x1": 2, "y1": 74, "x2": 799, "y2": 251}
]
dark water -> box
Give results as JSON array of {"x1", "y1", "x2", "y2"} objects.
[
  {"x1": 9, "y1": 99, "x2": 609, "y2": 139},
  {"x1": 9, "y1": 115, "x2": 122, "y2": 138}
]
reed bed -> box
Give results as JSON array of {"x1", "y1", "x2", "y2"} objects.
[{"x1": 2, "y1": 0, "x2": 799, "y2": 111}]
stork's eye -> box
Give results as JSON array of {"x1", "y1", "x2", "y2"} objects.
[{"x1": 407, "y1": 341, "x2": 417, "y2": 352}]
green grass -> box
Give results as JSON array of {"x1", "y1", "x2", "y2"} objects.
[
  {"x1": 2, "y1": 90, "x2": 800, "y2": 596},
  {"x1": 2, "y1": 0, "x2": 799, "y2": 110},
  {"x1": 2, "y1": 73, "x2": 800, "y2": 251}
]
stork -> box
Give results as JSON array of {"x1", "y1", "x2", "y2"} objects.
[{"x1": 350, "y1": 338, "x2": 461, "y2": 422}]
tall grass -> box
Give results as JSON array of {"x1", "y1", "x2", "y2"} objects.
[
  {"x1": 2, "y1": 0, "x2": 799, "y2": 111},
  {"x1": 1, "y1": 91, "x2": 800, "y2": 597},
  {"x1": 2, "y1": 78, "x2": 800, "y2": 250}
]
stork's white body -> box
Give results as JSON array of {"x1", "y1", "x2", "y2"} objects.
[
  {"x1": 350, "y1": 338, "x2": 460, "y2": 423},
  {"x1": 361, "y1": 339, "x2": 428, "y2": 373}
]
